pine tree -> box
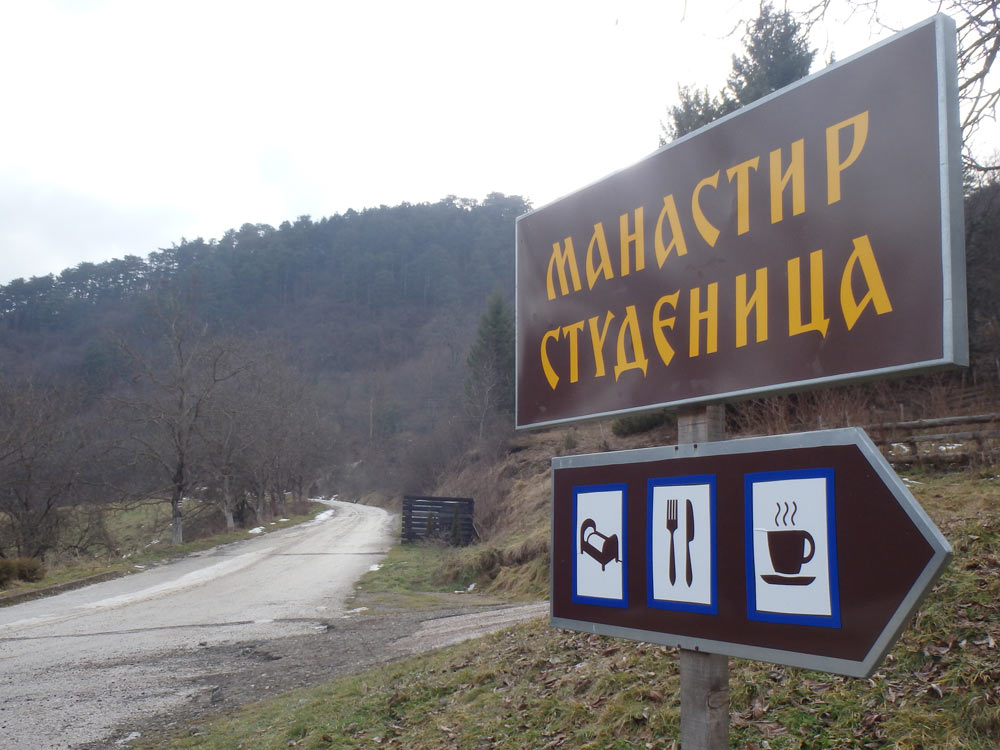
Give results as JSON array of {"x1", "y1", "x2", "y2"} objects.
[
  {"x1": 465, "y1": 290, "x2": 515, "y2": 439},
  {"x1": 661, "y1": 2, "x2": 815, "y2": 143}
]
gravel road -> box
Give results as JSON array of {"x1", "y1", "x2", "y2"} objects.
[{"x1": 0, "y1": 501, "x2": 547, "y2": 749}]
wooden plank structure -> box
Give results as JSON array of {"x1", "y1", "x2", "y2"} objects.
[
  {"x1": 865, "y1": 412, "x2": 1000, "y2": 465},
  {"x1": 401, "y1": 495, "x2": 476, "y2": 545}
]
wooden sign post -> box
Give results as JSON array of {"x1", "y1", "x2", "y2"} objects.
[{"x1": 677, "y1": 406, "x2": 728, "y2": 749}]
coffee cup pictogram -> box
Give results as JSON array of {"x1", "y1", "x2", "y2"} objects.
[{"x1": 766, "y1": 529, "x2": 814, "y2": 575}]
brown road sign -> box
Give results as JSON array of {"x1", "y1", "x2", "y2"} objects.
[
  {"x1": 550, "y1": 428, "x2": 951, "y2": 678},
  {"x1": 516, "y1": 15, "x2": 965, "y2": 429}
]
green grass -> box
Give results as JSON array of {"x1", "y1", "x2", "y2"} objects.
[
  {"x1": 347, "y1": 542, "x2": 484, "y2": 611},
  {"x1": 352, "y1": 535, "x2": 549, "y2": 605},
  {"x1": 135, "y1": 466, "x2": 1000, "y2": 749},
  {"x1": 355, "y1": 543, "x2": 473, "y2": 595}
]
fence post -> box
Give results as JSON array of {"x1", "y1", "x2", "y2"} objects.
[{"x1": 677, "y1": 405, "x2": 729, "y2": 749}]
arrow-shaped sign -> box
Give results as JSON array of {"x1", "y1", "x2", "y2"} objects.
[{"x1": 551, "y1": 427, "x2": 951, "y2": 678}]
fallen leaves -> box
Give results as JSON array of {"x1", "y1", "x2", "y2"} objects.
[{"x1": 854, "y1": 711, "x2": 882, "y2": 737}]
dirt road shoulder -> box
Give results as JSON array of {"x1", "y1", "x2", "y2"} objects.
[{"x1": 84, "y1": 597, "x2": 547, "y2": 749}]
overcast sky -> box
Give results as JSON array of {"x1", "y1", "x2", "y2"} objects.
[{"x1": 0, "y1": 0, "x2": 979, "y2": 285}]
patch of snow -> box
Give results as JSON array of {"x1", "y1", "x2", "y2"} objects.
[
  {"x1": 467, "y1": 582, "x2": 476, "y2": 592},
  {"x1": 902, "y1": 477, "x2": 924, "y2": 485},
  {"x1": 248, "y1": 527, "x2": 265, "y2": 534},
  {"x1": 343, "y1": 606, "x2": 368, "y2": 617},
  {"x1": 279, "y1": 518, "x2": 289, "y2": 522},
  {"x1": 368, "y1": 563, "x2": 382, "y2": 572},
  {"x1": 938, "y1": 443, "x2": 963, "y2": 452},
  {"x1": 891, "y1": 443, "x2": 911, "y2": 453},
  {"x1": 312, "y1": 510, "x2": 335, "y2": 522}
]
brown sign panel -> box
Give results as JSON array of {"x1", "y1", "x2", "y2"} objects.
[
  {"x1": 516, "y1": 15, "x2": 965, "y2": 429},
  {"x1": 550, "y1": 429, "x2": 952, "y2": 677}
]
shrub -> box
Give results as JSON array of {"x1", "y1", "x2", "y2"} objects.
[
  {"x1": 0, "y1": 558, "x2": 46, "y2": 588},
  {"x1": 16, "y1": 557, "x2": 45, "y2": 582},
  {"x1": 611, "y1": 409, "x2": 671, "y2": 437},
  {"x1": 562, "y1": 430, "x2": 578, "y2": 452},
  {"x1": 0, "y1": 559, "x2": 15, "y2": 588}
]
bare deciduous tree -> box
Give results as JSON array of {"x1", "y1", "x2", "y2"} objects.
[
  {"x1": 114, "y1": 297, "x2": 255, "y2": 544},
  {"x1": 0, "y1": 379, "x2": 88, "y2": 558},
  {"x1": 800, "y1": 0, "x2": 1000, "y2": 171}
]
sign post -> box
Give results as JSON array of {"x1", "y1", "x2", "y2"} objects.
[
  {"x1": 518, "y1": 14, "x2": 965, "y2": 748},
  {"x1": 677, "y1": 407, "x2": 728, "y2": 749}
]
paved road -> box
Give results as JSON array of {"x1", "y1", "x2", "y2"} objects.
[{"x1": 0, "y1": 500, "x2": 395, "y2": 749}]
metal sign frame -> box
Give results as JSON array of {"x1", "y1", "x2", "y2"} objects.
[{"x1": 516, "y1": 14, "x2": 966, "y2": 430}]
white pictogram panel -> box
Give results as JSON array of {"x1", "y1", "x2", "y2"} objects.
[
  {"x1": 746, "y1": 468, "x2": 841, "y2": 628},
  {"x1": 573, "y1": 484, "x2": 627, "y2": 608},
  {"x1": 648, "y1": 475, "x2": 716, "y2": 614}
]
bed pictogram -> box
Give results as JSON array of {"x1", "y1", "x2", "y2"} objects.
[
  {"x1": 579, "y1": 518, "x2": 620, "y2": 571},
  {"x1": 572, "y1": 484, "x2": 627, "y2": 607}
]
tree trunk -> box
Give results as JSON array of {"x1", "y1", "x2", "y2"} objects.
[
  {"x1": 171, "y1": 462, "x2": 185, "y2": 545},
  {"x1": 171, "y1": 489, "x2": 184, "y2": 545},
  {"x1": 222, "y1": 474, "x2": 235, "y2": 531},
  {"x1": 252, "y1": 489, "x2": 267, "y2": 525}
]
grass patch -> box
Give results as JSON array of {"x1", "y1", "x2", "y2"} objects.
[
  {"x1": 900, "y1": 466, "x2": 1000, "y2": 523},
  {"x1": 138, "y1": 466, "x2": 1000, "y2": 749},
  {"x1": 101, "y1": 500, "x2": 175, "y2": 555},
  {"x1": 355, "y1": 543, "x2": 471, "y2": 595},
  {"x1": 349, "y1": 542, "x2": 495, "y2": 612},
  {"x1": 428, "y1": 532, "x2": 550, "y2": 601},
  {"x1": 353, "y1": 535, "x2": 550, "y2": 603}
]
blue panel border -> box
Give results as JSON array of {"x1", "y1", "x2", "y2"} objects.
[
  {"x1": 572, "y1": 483, "x2": 629, "y2": 608},
  {"x1": 744, "y1": 468, "x2": 841, "y2": 628},
  {"x1": 647, "y1": 474, "x2": 718, "y2": 615}
]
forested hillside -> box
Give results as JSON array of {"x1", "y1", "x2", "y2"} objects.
[
  {"x1": 0, "y1": 193, "x2": 524, "y2": 371},
  {"x1": 0, "y1": 194, "x2": 526, "y2": 558}
]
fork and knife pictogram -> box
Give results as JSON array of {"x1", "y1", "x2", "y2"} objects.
[{"x1": 666, "y1": 498, "x2": 696, "y2": 586}]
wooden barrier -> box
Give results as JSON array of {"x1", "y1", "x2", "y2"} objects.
[
  {"x1": 401, "y1": 495, "x2": 476, "y2": 545},
  {"x1": 865, "y1": 412, "x2": 1000, "y2": 464}
]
